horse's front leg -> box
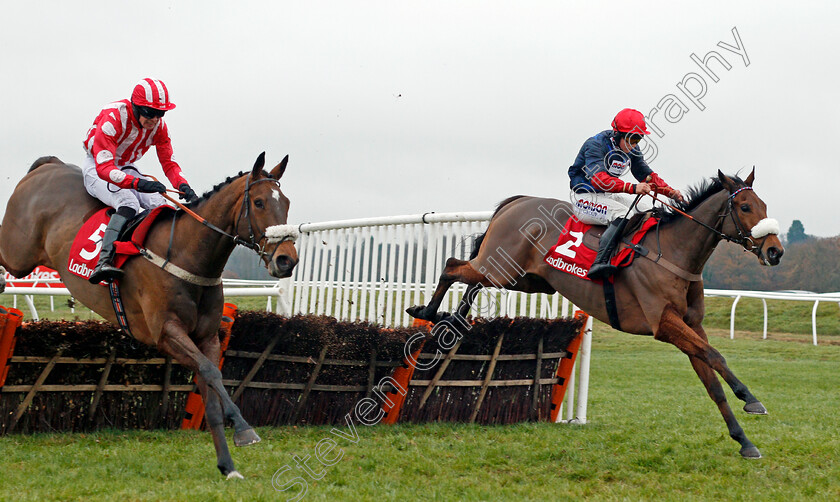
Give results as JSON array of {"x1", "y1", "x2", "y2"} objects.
[
  {"x1": 656, "y1": 304, "x2": 765, "y2": 458},
  {"x1": 657, "y1": 304, "x2": 764, "y2": 410},
  {"x1": 193, "y1": 371, "x2": 240, "y2": 478},
  {"x1": 157, "y1": 320, "x2": 259, "y2": 475},
  {"x1": 684, "y1": 324, "x2": 761, "y2": 458},
  {"x1": 193, "y1": 333, "x2": 244, "y2": 478}
]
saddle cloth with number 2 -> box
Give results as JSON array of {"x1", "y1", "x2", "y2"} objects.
[{"x1": 543, "y1": 216, "x2": 658, "y2": 281}]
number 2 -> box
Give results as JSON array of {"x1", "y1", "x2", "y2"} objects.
[{"x1": 556, "y1": 230, "x2": 583, "y2": 259}]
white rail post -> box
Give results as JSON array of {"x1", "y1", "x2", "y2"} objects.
[
  {"x1": 276, "y1": 278, "x2": 293, "y2": 316},
  {"x1": 573, "y1": 315, "x2": 594, "y2": 424},
  {"x1": 762, "y1": 298, "x2": 768, "y2": 340},
  {"x1": 812, "y1": 300, "x2": 820, "y2": 346},
  {"x1": 730, "y1": 296, "x2": 741, "y2": 339}
]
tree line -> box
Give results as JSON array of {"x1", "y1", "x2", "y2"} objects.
[
  {"x1": 702, "y1": 220, "x2": 840, "y2": 293},
  {"x1": 222, "y1": 219, "x2": 838, "y2": 293}
]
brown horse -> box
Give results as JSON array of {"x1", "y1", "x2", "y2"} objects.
[
  {"x1": 408, "y1": 170, "x2": 784, "y2": 458},
  {"x1": 0, "y1": 153, "x2": 298, "y2": 478}
]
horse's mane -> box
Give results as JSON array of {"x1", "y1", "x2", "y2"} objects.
[
  {"x1": 185, "y1": 169, "x2": 275, "y2": 208},
  {"x1": 657, "y1": 174, "x2": 744, "y2": 224}
]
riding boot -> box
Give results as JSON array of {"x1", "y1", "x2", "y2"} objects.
[
  {"x1": 587, "y1": 217, "x2": 628, "y2": 280},
  {"x1": 88, "y1": 209, "x2": 132, "y2": 284}
]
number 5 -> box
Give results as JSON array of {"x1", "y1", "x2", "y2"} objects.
[{"x1": 79, "y1": 223, "x2": 108, "y2": 261}]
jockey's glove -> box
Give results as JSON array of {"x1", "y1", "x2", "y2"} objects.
[
  {"x1": 135, "y1": 179, "x2": 167, "y2": 194},
  {"x1": 178, "y1": 183, "x2": 199, "y2": 203}
]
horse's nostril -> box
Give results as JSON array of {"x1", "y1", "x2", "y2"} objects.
[
  {"x1": 767, "y1": 247, "x2": 784, "y2": 262},
  {"x1": 275, "y1": 256, "x2": 295, "y2": 271}
]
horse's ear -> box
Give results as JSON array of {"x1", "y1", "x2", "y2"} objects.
[
  {"x1": 270, "y1": 155, "x2": 289, "y2": 180},
  {"x1": 252, "y1": 152, "x2": 266, "y2": 178},
  {"x1": 745, "y1": 167, "x2": 755, "y2": 187},
  {"x1": 717, "y1": 170, "x2": 737, "y2": 192}
]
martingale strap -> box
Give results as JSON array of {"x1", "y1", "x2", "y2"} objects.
[
  {"x1": 138, "y1": 247, "x2": 222, "y2": 286},
  {"x1": 108, "y1": 281, "x2": 133, "y2": 337},
  {"x1": 620, "y1": 238, "x2": 703, "y2": 282}
]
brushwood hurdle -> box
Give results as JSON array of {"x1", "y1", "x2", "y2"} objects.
[
  {"x1": 0, "y1": 310, "x2": 589, "y2": 432},
  {"x1": 283, "y1": 212, "x2": 592, "y2": 423}
]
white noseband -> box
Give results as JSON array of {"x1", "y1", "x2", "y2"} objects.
[
  {"x1": 266, "y1": 224, "x2": 300, "y2": 243},
  {"x1": 750, "y1": 218, "x2": 779, "y2": 239}
]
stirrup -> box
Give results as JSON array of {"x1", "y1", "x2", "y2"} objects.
[
  {"x1": 89, "y1": 263, "x2": 123, "y2": 284},
  {"x1": 587, "y1": 262, "x2": 618, "y2": 280}
]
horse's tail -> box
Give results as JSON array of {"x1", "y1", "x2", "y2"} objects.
[
  {"x1": 28, "y1": 156, "x2": 64, "y2": 173},
  {"x1": 469, "y1": 195, "x2": 527, "y2": 260},
  {"x1": 469, "y1": 232, "x2": 485, "y2": 260}
]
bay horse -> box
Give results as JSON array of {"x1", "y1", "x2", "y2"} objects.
[
  {"x1": 408, "y1": 169, "x2": 784, "y2": 458},
  {"x1": 0, "y1": 153, "x2": 298, "y2": 478}
]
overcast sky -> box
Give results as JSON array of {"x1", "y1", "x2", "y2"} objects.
[{"x1": 2, "y1": 1, "x2": 838, "y2": 237}]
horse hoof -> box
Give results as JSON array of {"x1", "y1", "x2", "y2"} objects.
[
  {"x1": 226, "y1": 470, "x2": 245, "y2": 480},
  {"x1": 406, "y1": 305, "x2": 428, "y2": 320},
  {"x1": 234, "y1": 428, "x2": 261, "y2": 447},
  {"x1": 740, "y1": 446, "x2": 762, "y2": 459},
  {"x1": 434, "y1": 312, "x2": 453, "y2": 324},
  {"x1": 744, "y1": 402, "x2": 768, "y2": 415}
]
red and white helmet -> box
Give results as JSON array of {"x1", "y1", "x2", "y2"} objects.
[
  {"x1": 611, "y1": 108, "x2": 650, "y2": 135},
  {"x1": 131, "y1": 78, "x2": 176, "y2": 111}
]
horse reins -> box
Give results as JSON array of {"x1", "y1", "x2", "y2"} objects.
[
  {"x1": 644, "y1": 187, "x2": 766, "y2": 252},
  {"x1": 147, "y1": 173, "x2": 288, "y2": 259}
]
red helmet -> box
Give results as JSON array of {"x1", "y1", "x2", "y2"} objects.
[
  {"x1": 131, "y1": 78, "x2": 176, "y2": 111},
  {"x1": 611, "y1": 108, "x2": 650, "y2": 135}
]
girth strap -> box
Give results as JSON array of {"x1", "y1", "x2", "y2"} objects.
[
  {"x1": 602, "y1": 280, "x2": 621, "y2": 331},
  {"x1": 108, "y1": 281, "x2": 133, "y2": 337},
  {"x1": 138, "y1": 248, "x2": 222, "y2": 287}
]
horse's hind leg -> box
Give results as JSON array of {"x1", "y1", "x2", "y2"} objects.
[{"x1": 407, "y1": 258, "x2": 489, "y2": 322}]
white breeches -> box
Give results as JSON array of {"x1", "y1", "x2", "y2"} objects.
[
  {"x1": 82, "y1": 154, "x2": 168, "y2": 212},
  {"x1": 571, "y1": 191, "x2": 653, "y2": 225}
]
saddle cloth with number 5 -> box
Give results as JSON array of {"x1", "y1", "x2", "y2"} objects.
[
  {"x1": 67, "y1": 206, "x2": 173, "y2": 283},
  {"x1": 543, "y1": 216, "x2": 659, "y2": 281}
]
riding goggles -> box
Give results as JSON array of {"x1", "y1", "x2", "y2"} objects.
[{"x1": 136, "y1": 105, "x2": 166, "y2": 119}]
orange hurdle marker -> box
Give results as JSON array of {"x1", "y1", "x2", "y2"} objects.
[
  {"x1": 181, "y1": 303, "x2": 238, "y2": 430},
  {"x1": 549, "y1": 310, "x2": 589, "y2": 423},
  {"x1": 0, "y1": 307, "x2": 24, "y2": 388},
  {"x1": 381, "y1": 318, "x2": 433, "y2": 424}
]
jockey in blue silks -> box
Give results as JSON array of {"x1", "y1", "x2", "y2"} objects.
[{"x1": 567, "y1": 108, "x2": 684, "y2": 280}]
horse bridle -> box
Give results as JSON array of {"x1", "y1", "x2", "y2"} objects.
[
  {"x1": 648, "y1": 186, "x2": 770, "y2": 257},
  {"x1": 712, "y1": 186, "x2": 778, "y2": 259},
  {"x1": 233, "y1": 174, "x2": 289, "y2": 259},
  {"x1": 154, "y1": 172, "x2": 295, "y2": 260}
]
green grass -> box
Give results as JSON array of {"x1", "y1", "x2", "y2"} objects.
[
  {"x1": 2, "y1": 324, "x2": 839, "y2": 501},
  {"x1": 703, "y1": 297, "x2": 840, "y2": 344}
]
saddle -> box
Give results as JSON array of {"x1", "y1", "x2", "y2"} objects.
[
  {"x1": 582, "y1": 212, "x2": 655, "y2": 263},
  {"x1": 67, "y1": 206, "x2": 175, "y2": 283},
  {"x1": 544, "y1": 212, "x2": 659, "y2": 280}
]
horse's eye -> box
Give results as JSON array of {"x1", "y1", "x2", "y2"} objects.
[
  {"x1": 254, "y1": 199, "x2": 264, "y2": 209},
  {"x1": 740, "y1": 204, "x2": 751, "y2": 212}
]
